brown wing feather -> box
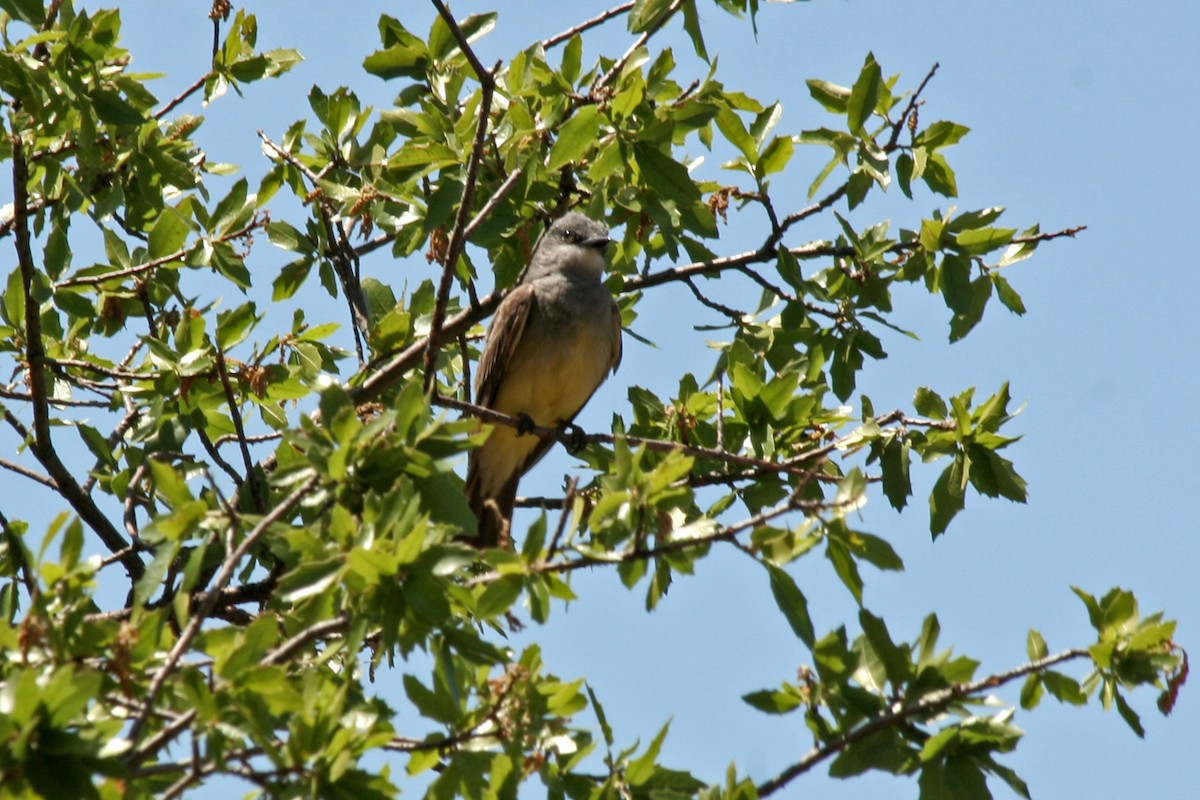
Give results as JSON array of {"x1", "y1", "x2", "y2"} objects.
[
  {"x1": 609, "y1": 299, "x2": 623, "y2": 374},
  {"x1": 475, "y1": 284, "x2": 536, "y2": 407}
]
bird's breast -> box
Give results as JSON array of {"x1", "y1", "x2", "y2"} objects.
[{"x1": 492, "y1": 302, "x2": 613, "y2": 427}]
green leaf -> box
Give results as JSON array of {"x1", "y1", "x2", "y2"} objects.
[
  {"x1": 402, "y1": 674, "x2": 459, "y2": 725},
  {"x1": 929, "y1": 456, "x2": 965, "y2": 537},
  {"x1": 586, "y1": 683, "x2": 614, "y2": 748},
  {"x1": 948, "y1": 277, "x2": 992, "y2": 342},
  {"x1": 0, "y1": 0, "x2": 46, "y2": 25},
  {"x1": 825, "y1": 538, "x2": 864, "y2": 605},
  {"x1": 1042, "y1": 671, "x2": 1087, "y2": 705},
  {"x1": 742, "y1": 688, "x2": 803, "y2": 715},
  {"x1": 1114, "y1": 689, "x2": 1146, "y2": 737},
  {"x1": 999, "y1": 225, "x2": 1040, "y2": 266},
  {"x1": 1026, "y1": 629, "x2": 1048, "y2": 661},
  {"x1": 216, "y1": 302, "x2": 260, "y2": 350},
  {"x1": 847, "y1": 53, "x2": 883, "y2": 136},
  {"x1": 988, "y1": 759, "x2": 1033, "y2": 800},
  {"x1": 715, "y1": 105, "x2": 758, "y2": 164},
  {"x1": 766, "y1": 564, "x2": 815, "y2": 647},
  {"x1": 1020, "y1": 675, "x2": 1044, "y2": 710},
  {"x1": 210, "y1": 178, "x2": 250, "y2": 236},
  {"x1": 680, "y1": 0, "x2": 709, "y2": 61},
  {"x1": 475, "y1": 575, "x2": 523, "y2": 618},
  {"x1": 806, "y1": 78, "x2": 851, "y2": 114},
  {"x1": 914, "y1": 121, "x2": 970, "y2": 149},
  {"x1": 859, "y1": 609, "x2": 910, "y2": 686},
  {"x1": 633, "y1": 141, "x2": 700, "y2": 202},
  {"x1": 940, "y1": 254, "x2": 973, "y2": 315},
  {"x1": 896, "y1": 152, "x2": 915, "y2": 198},
  {"x1": 266, "y1": 220, "x2": 309, "y2": 252},
  {"x1": 273, "y1": 258, "x2": 313, "y2": 301},
  {"x1": 148, "y1": 207, "x2": 191, "y2": 258},
  {"x1": 93, "y1": 89, "x2": 146, "y2": 126},
  {"x1": 364, "y1": 18, "x2": 430, "y2": 80},
  {"x1": 758, "y1": 135, "x2": 795, "y2": 176},
  {"x1": 880, "y1": 437, "x2": 911, "y2": 510},
  {"x1": 428, "y1": 12, "x2": 496, "y2": 60},
  {"x1": 629, "y1": 0, "x2": 675, "y2": 33},
  {"x1": 954, "y1": 227, "x2": 1017, "y2": 256},
  {"x1": 967, "y1": 445, "x2": 1028, "y2": 503},
  {"x1": 626, "y1": 720, "x2": 671, "y2": 785},
  {"x1": 548, "y1": 105, "x2": 600, "y2": 170},
  {"x1": 922, "y1": 152, "x2": 958, "y2": 197},
  {"x1": 991, "y1": 273, "x2": 1026, "y2": 314}
]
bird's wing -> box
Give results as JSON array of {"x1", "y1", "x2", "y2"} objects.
[
  {"x1": 609, "y1": 298, "x2": 623, "y2": 374},
  {"x1": 475, "y1": 283, "x2": 536, "y2": 407}
]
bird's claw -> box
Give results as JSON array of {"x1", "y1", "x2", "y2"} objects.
[
  {"x1": 562, "y1": 422, "x2": 588, "y2": 454},
  {"x1": 515, "y1": 413, "x2": 536, "y2": 435}
]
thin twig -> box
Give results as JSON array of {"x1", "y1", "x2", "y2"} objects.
[
  {"x1": 259, "y1": 615, "x2": 351, "y2": 667},
  {"x1": 463, "y1": 168, "x2": 523, "y2": 241},
  {"x1": 215, "y1": 349, "x2": 263, "y2": 511},
  {"x1": 591, "y1": 0, "x2": 685, "y2": 96},
  {"x1": 127, "y1": 473, "x2": 320, "y2": 747},
  {"x1": 433, "y1": 394, "x2": 823, "y2": 477},
  {"x1": 544, "y1": 477, "x2": 578, "y2": 562},
  {"x1": 423, "y1": 1, "x2": 500, "y2": 392},
  {"x1": 885, "y1": 62, "x2": 940, "y2": 151},
  {"x1": 256, "y1": 130, "x2": 368, "y2": 363},
  {"x1": 756, "y1": 647, "x2": 1091, "y2": 797},
  {"x1": 470, "y1": 476, "x2": 837, "y2": 588},
  {"x1": 542, "y1": 2, "x2": 635, "y2": 49},
  {"x1": 54, "y1": 218, "x2": 260, "y2": 289},
  {"x1": 154, "y1": 72, "x2": 212, "y2": 119},
  {"x1": 0, "y1": 457, "x2": 58, "y2": 489}
]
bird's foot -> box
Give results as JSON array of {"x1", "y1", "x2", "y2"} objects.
[
  {"x1": 562, "y1": 422, "x2": 589, "y2": 454},
  {"x1": 515, "y1": 413, "x2": 536, "y2": 435}
]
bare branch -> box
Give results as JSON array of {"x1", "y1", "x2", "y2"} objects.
[
  {"x1": 0, "y1": 456, "x2": 58, "y2": 490},
  {"x1": 542, "y1": 2, "x2": 634, "y2": 49},
  {"x1": 154, "y1": 72, "x2": 212, "y2": 119}
]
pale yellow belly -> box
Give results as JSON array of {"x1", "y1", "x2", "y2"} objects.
[{"x1": 473, "y1": 320, "x2": 612, "y2": 497}]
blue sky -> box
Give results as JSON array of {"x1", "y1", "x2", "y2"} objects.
[{"x1": 4, "y1": 1, "x2": 1199, "y2": 797}]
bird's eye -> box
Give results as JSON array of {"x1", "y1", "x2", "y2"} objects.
[{"x1": 558, "y1": 228, "x2": 573, "y2": 241}]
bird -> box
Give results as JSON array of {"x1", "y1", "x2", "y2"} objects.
[{"x1": 465, "y1": 211, "x2": 623, "y2": 548}]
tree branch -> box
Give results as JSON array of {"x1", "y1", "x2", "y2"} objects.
[
  {"x1": 9, "y1": 130, "x2": 144, "y2": 582},
  {"x1": 127, "y1": 472, "x2": 320, "y2": 747},
  {"x1": 591, "y1": 0, "x2": 684, "y2": 97},
  {"x1": 423, "y1": 0, "x2": 500, "y2": 391},
  {"x1": 542, "y1": 2, "x2": 635, "y2": 49},
  {"x1": 756, "y1": 647, "x2": 1091, "y2": 797}
]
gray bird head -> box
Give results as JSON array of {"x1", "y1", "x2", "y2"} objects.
[{"x1": 523, "y1": 211, "x2": 612, "y2": 283}]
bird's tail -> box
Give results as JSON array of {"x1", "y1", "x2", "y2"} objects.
[{"x1": 465, "y1": 462, "x2": 517, "y2": 549}]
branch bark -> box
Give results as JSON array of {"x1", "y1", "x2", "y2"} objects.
[
  {"x1": 755, "y1": 647, "x2": 1091, "y2": 797},
  {"x1": 9, "y1": 131, "x2": 145, "y2": 582}
]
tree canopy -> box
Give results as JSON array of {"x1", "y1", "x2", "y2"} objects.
[{"x1": 0, "y1": 2, "x2": 1186, "y2": 798}]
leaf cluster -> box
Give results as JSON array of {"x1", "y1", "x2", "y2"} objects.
[{"x1": 0, "y1": 2, "x2": 1178, "y2": 799}]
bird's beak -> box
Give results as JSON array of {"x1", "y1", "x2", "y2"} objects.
[{"x1": 582, "y1": 234, "x2": 612, "y2": 251}]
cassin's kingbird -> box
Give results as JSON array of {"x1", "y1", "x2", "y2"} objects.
[{"x1": 465, "y1": 212, "x2": 623, "y2": 547}]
